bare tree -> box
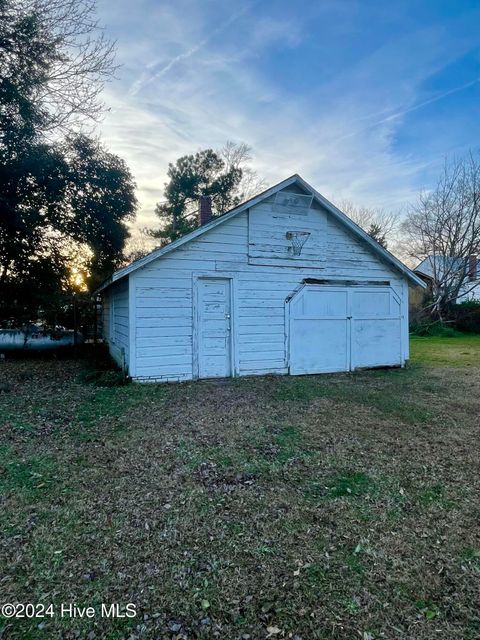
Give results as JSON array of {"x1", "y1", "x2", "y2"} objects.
[
  {"x1": 122, "y1": 229, "x2": 157, "y2": 265},
  {"x1": 402, "y1": 152, "x2": 480, "y2": 319},
  {"x1": 220, "y1": 141, "x2": 266, "y2": 201},
  {"x1": 333, "y1": 198, "x2": 399, "y2": 249},
  {"x1": 4, "y1": 0, "x2": 116, "y2": 136}
]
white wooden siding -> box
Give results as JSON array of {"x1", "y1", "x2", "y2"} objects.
[
  {"x1": 131, "y1": 198, "x2": 408, "y2": 382},
  {"x1": 102, "y1": 279, "x2": 129, "y2": 369},
  {"x1": 248, "y1": 195, "x2": 327, "y2": 267},
  {"x1": 102, "y1": 294, "x2": 111, "y2": 343}
]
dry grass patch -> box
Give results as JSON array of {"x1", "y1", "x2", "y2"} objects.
[{"x1": 1, "y1": 338, "x2": 480, "y2": 639}]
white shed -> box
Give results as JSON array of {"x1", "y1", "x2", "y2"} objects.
[{"x1": 97, "y1": 175, "x2": 425, "y2": 382}]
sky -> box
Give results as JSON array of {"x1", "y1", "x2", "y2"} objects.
[{"x1": 96, "y1": 0, "x2": 480, "y2": 232}]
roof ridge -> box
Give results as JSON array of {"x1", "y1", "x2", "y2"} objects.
[{"x1": 95, "y1": 174, "x2": 425, "y2": 293}]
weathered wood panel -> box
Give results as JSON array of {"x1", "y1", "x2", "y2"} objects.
[
  {"x1": 129, "y1": 191, "x2": 408, "y2": 381},
  {"x1": 248, "y1": 196, "x2": 327, "y2": 267},
  {"x1": 102, "y1": 279, "x2": 129, "y2": 369}
]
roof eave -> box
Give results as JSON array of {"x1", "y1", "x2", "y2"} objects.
[
  {"x1": 95, "y1": 173, "x2": 426, "y2": 292},
  {"x1": 293, "y1": 176, "x2": 427, "y2": 288},
  {"x1": 94, "y1": 175, "x2": 300, "y2": 294}
]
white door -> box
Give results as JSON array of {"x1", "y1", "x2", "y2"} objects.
[
  {"x1": 196, "y1": 278, "x2": 232, "y2": 379},
  {"x1": 289, "y1": 287, "x2": 350, "y2": 374},
  {"x1": 289, "y1": 285, "x2": 402, "y2": 374},
  {"x1": 349, "y1": 288, "x2": 402, "y2": 368}
]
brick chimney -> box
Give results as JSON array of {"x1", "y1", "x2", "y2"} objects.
[
  {"x1": 468, "y1": 254, "x2": 478, "y2": 281},
  {"x1": 198, "y1": 195, "x2": 212, "y2": 226}
]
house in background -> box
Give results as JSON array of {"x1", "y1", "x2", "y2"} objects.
[
  {"x1": 414, "y1": 255, "x2": 480, "y2": 303},
  {"x1": 97, "y1": 175, "x2": 425, "y2": 382},
  {"x1": 408, "y1": 272, "x2": 433, "y2": 323}
]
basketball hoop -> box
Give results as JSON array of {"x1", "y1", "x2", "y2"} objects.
[{"x1": 286, "y1": 231, "x2": 311, "y2": 256}]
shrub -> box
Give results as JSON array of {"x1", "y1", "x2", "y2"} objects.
[
  {"x1": 410, "y1": 321, "x2": 461, "y2": 337},
  {"x1": 450, "y1": 300, "x2": 480, "y2": 334}
]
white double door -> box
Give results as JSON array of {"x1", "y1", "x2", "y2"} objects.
[{"x1": 289, "y1": 285, "x2": 402, "y2": 374}]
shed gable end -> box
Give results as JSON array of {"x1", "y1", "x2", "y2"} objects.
[{"x1": 248, "y1": 189, "x2": 327, "y2": 267}]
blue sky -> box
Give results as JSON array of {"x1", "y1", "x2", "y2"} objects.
[{"x1": 96, "y1": 0, "x2": 480, "y2": 229}]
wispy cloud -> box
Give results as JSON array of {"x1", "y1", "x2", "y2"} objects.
[
  {"x1": 337, "y1": 77, "x2": 480, "y2": 143},
  {"x1": 130, "y1": 6, "x2": 251, "y2": 96},
  {"x1": 96, "y1": 0, "x2": 480, "y2": 230}
]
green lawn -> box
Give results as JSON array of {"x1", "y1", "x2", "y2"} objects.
[
  {"x1": 1, "y1": 336, "x2": 480, "y2": 639},
  {"x1": 410, "y1": 334, "x2": 480, "y2": 366}
]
